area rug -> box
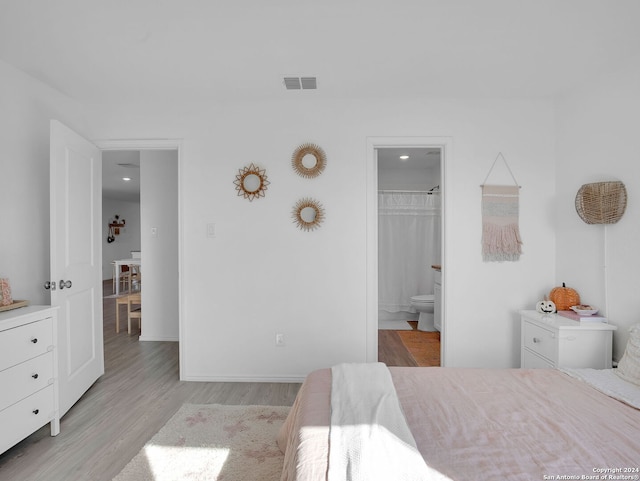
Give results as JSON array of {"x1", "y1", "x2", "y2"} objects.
[
  {"x1": 112, "y1": 403, "x2": 290, "y2": 481},
  {"x1": 397, "y1": 330, "x2": 441, "y2": 366},
  {"x1": 378, "y1": 319, "x2": 413, "y2": 330}
]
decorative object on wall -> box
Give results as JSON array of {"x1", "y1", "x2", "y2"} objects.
[
  {"x1": 480, "y1": 153, "x2": 522, "y2": 262},
  {"x1": 536, "y1": 299, "x2": 557, "y2": 314},
  {"x1": 292, "y1": 197, "x2": 325, "y2": 231},
  {"x1": 575, "y1": 181, "x2": 627, "y2": 224},
  {"x1": 549, "y1": 282, "x2": 580, "y2": 311},
  {"x1": 291, "y1": 143, "x2": 326, "y2": 178},
  {"x1": 234, "y1": 163, "x2": 270, "y2": 201},
  {"x1": 107, "y1": 214, "x2": 126, "y2": 243}
]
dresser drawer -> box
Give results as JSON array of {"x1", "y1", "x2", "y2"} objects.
[
  {"x1": 0, "y1": 317, "x2": 53, "y2": 371},
  {"x1": 0, "y1": 385, "x2": 55, "y2": 455},
  {"x1": 0, "y1": 352, "x2": 54, "y2": 411},
  {"x1": 523, "y1": 321, "x2": 556, "y2": 361}
]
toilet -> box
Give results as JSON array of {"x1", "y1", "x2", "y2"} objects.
[{"x1": 410, "y1": 294, "x2": 436, "y2": 331}]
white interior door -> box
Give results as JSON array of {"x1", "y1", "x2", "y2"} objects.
[{"x1": 50, "y1": 120, "x2": 104, "y2": 417}]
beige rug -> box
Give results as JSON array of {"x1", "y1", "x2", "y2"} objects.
[{"x1": 113, "y1": 404, "x2": 290, "y2": 481}]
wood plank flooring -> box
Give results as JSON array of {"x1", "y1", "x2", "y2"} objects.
[
  {"x1": 0, "y1": 282, "x2": 301, "y2": 481},
  {"x1": 378, "y1": 322, "x2": 441, "y2": 367}
]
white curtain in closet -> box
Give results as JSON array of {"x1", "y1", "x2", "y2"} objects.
[{"x1": 378, "y1": 192, "x2": 441, "y2": 313}]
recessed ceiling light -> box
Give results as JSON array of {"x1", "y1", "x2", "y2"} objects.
[
  {"x1": 399, "y1": 155, "x2": 409, "y2": 160},
  {"x1": 123, "y1": 177, "x2": 131, "y2": 181}
]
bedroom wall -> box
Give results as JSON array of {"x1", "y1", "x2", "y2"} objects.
[
  {"x1": 139, "y1": 149, "x2": 179, "y2": 342},
  {"x1": 84, "y1": 95, "x2": 556, "y2": 378},
  {"x1": 555, "y1": 56, "x2": 640, "y2": 361},
  {"x1": 0, "y1": 59, "x2": 86, "y2": 305}
]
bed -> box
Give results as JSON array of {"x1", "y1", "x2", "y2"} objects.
[{"x1": 277, "y1": 326, "x2": 640, "y2": 481}]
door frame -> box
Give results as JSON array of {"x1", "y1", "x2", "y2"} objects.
[
  {"x1": 366, "y1": 136, "x2": 453, "y2": 366},
  {"x1": 95, "y1": 138, "x2": 185, "y2": 378}
]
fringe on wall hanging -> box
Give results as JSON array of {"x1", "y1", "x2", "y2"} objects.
[{"x1": 481, "y1": 153, "x2": 523, "y2": 262}]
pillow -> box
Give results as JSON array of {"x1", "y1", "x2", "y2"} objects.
[{"x1": 615, "y1": 324, "x2": 640, "y2": 386}]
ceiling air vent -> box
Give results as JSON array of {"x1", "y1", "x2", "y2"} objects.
[
  {"x1": 300, "y1": 77, "x2": 317, "y2": 89},
  {"x1": 284, "y1": 76, "x2": 317, "y2": 90}
]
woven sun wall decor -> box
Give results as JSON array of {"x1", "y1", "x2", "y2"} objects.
[
  {"x1": 575, "y1": 181, "x2": 627, "y2": 224},
  {"x1": 480, "y1": 153, "x2": 523, "y2": 262},
  {"x1": 291, "y1": 143, "x2": 326, "y2": 178}
]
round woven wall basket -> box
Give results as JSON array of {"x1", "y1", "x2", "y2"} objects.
[{"x1": 575, "y1": 181, "x2": 627, "y2": 225}]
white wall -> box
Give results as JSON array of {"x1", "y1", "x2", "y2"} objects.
[
  {"x1": 101, "y1": 198, "x2": 141, "y2": 280},
  {"x1": 139, "y1": 150, "x2": 179, "y2": 341},
  {"x1": 378, "y1": 160, "x2": 440, "y2": 191},
  {"x1": 84, "y1": 95, "x2": 556, "y2": 379},
  {"x1": 0, "y1": 59, "x2": 85, "y2": 304},
  {"x1": 555, "y1": 56, "x2": 640, "y2": 361}
]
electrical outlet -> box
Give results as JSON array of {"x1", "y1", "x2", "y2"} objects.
[
  {"x1": 206, "y1": 223, "x2": 216, "y2": 238},
  {"x1": 275, "y1": 333, "x2": 285, "y2": 346}
]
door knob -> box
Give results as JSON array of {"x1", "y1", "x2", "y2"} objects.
[
  {"x1": 59, "y1": 280, "x2": 72, "y2": 289},
  {"x1": 43, "y1": 281, "x2": 57, "y2": 290}
]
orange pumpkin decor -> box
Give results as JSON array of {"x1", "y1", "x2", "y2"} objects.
[{"x1": 549, "y1": 283, "x2": 580, "y2": 311}]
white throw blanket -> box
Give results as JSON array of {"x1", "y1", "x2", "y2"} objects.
[{"x1": 328, "y1": 363, "x2": 450, "y2": 481}]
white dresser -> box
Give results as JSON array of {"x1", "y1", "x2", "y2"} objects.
[
  {"x1": 0, "y1": 306, "x2": 60, "y2": 454},
  {"x1": 520, "y1": 310, "x2": 616, "y2": 369}
]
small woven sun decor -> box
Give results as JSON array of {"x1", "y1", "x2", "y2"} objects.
[
  {"x1": 233, "y1": 163, "x2": 270, "y2": 201},
  {"x1": 292, "y1": 198, "x2": 325, "y2": 231},
  {"x1": 575, "y1": 181, "x2": 627, "y2": 225},
  {"x1": 291, "y1": 143, "x2": 326, "y2": 178}
]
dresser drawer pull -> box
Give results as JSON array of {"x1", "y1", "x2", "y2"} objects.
[
  {"x1": 533, "y1": 337, "x2": 542, "y2": 343},
  {"x1": 31, "y1": 338, "x2": 38, "y2": 344},
  {"x1": 33, "y1": 409, "x2": 39, "y2": 415},
  {"x1": 32, "y1": 373, "x2": 39, "y2": 379}
]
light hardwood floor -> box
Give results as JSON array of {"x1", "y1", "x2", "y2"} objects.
[{"x1": 0, "y1": 283, "x2": 301, "y2": 481}]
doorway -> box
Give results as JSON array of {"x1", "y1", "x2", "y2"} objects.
[
  {"x1": 97, "y1": 139, "x2": 184, "y2": 377},
  {"x1": 366, "y1": 137, "x2": 451, "y2": 366},
  {"x1": 377, "y1": 147, "x2": 441, "y2": 366}
]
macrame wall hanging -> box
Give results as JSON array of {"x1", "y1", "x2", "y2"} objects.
[{"x1": 480, "y1": 153, "x2": 523, "y2": 262}]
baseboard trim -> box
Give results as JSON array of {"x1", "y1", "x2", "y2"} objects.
[
  {"x1": 182, "y1": 374, "x2": 306, "y2": 383},
  {"x1": 139, "y1": 336, "x2": 179, "y2": 342}
]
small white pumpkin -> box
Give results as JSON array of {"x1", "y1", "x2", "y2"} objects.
[{"x1": 536, "y1": 300, "x2": 556, "y2": 314}]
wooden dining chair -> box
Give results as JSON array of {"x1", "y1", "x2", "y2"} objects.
[
  {"x1": 115, "y1": 294, "x2": 129, "y2": 333},
  {"x1": 119, "y1": 264, "x2": 132, "y2": 293},
  {"x1": 127, "y1": 292, "x2": 142, "y2": 334},
  {"x1": 129, "y1": 265, "x2": 141, "y2": 292}
]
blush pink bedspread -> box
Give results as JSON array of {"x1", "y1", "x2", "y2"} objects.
[{"x1": 277, "y1": 367, "x2": 640, "y2": 481}]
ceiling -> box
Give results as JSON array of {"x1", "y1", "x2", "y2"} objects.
[
  {"x1": 377, "y1": 148, "x2": 440, "y2": 170},
  {"x1": 1, "y1": 1, "x2": 639, "y2": 106},
  {"x1": 103, "y1": 151, "x2": 141, "y2": 202}
]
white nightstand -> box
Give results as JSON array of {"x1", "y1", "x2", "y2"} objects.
[{"x1": 520, "y1": 310, "x2": 616, "y2": 369}]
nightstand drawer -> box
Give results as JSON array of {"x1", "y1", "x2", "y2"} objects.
[
  {"x1": 523, "y1": 322, "x2": 555, "y2": 361},
  {"x1": 522, "y1": 348, "x2": 555, "y2": 368}
]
